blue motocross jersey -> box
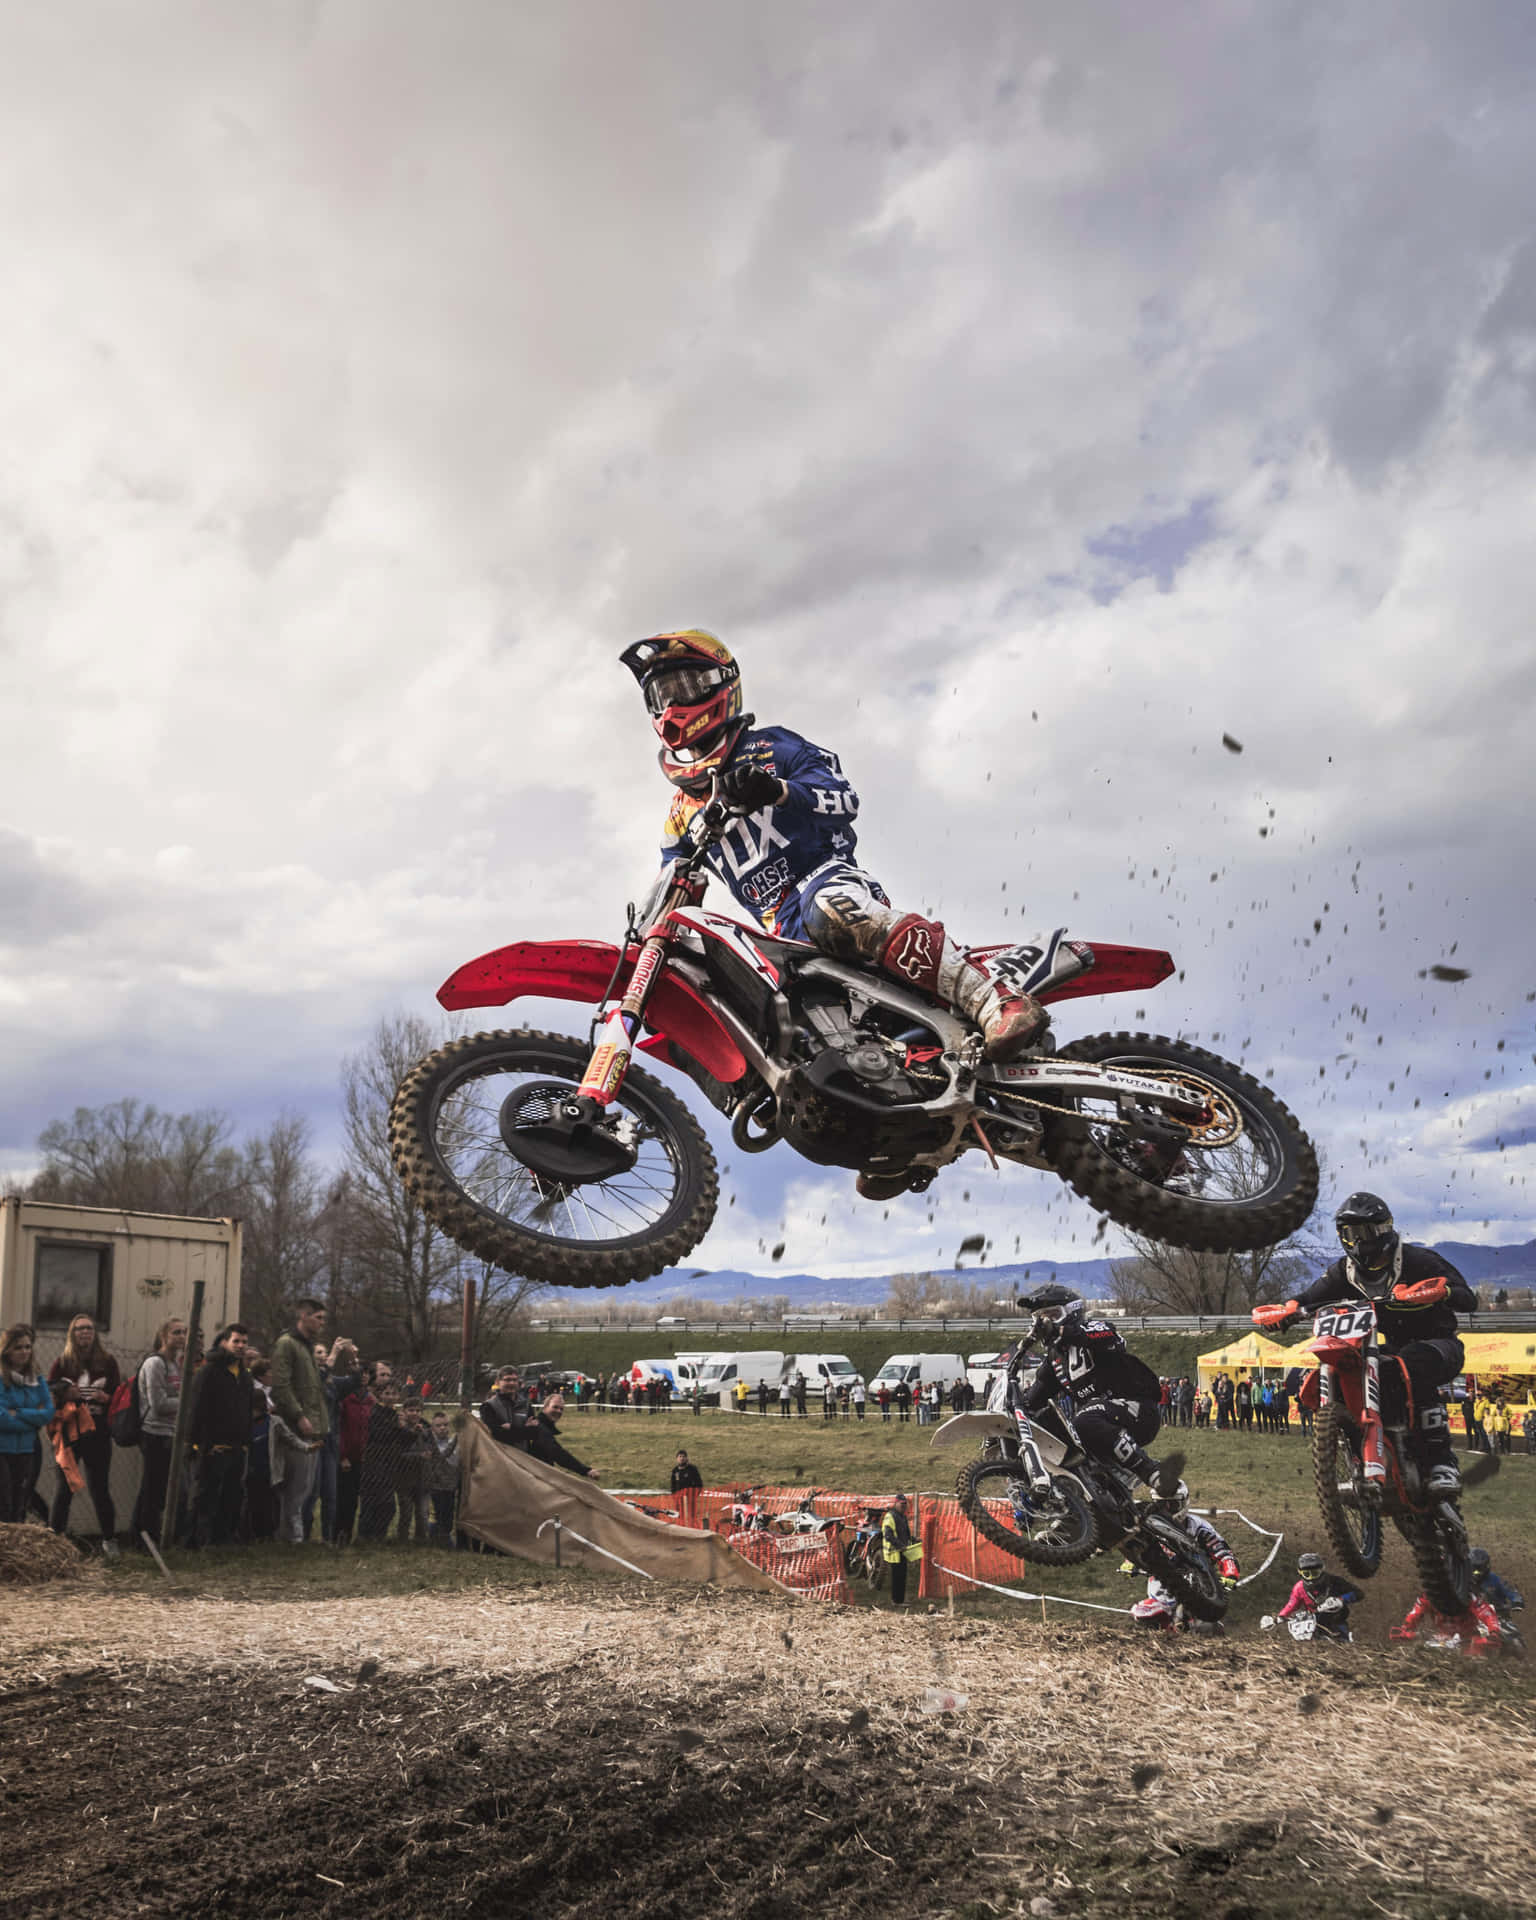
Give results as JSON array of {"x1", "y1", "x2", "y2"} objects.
[{"x1": 659, "y1": 725, "x2": 863, "y2": 932}]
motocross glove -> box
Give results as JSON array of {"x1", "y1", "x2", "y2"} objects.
[
  {"x1": 1218, "y1": 1556, "x2": 1240, "y2": 1588},
  {"x1": 1391, "y1": 1275, "x2": 1449, "y2": 1306},
  {"x1": 719, "y1": 762, "x2": 786, "y2": 812},
  {"x1": 1252, "y1": 1301, "x2": 1300, "y2": 1330},
  {"x1": 1318, "y1": 1595, "x2": 1344, "y2": 1615}
]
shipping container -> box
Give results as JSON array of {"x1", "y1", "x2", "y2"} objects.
[{"x1": 0, "y1": 1198, "x2": 242, "y2": 1363}]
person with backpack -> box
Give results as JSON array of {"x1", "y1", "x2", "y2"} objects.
[
  {"x1": 46, "y1": 1314, "x2": 120, "y2": 1546},
  {"x1": 0, "y1": 1326, "x2": 54, "y2": 1523},
  {"x1": 129, "y1": 1316, "x2": 186, "y2": 1548}
]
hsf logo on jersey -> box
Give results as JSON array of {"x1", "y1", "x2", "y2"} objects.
[{"x1": 740, "y1": 856, "x2": 792, "y2": 912}]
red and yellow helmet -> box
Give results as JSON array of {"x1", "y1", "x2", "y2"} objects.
[{"x1": 620, "y1": 629, "x2": 747, "y2": 792}]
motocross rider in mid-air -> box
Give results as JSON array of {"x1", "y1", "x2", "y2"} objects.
[
  {"x1": 1014, "y1": 1283, "x2": 1186, "y2": 1501},
  {"x1": 622, "y1": 629, "x2": 1049, "y2": 1200},
  {"x1": 1254, "y1": 1191, "x2": 1476, "y2": 1498}
]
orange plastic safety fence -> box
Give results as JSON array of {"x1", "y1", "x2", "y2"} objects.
[
  {"x1": 724, "y1": 1527, "x2": 853, "y2": 1603},
  {"x1": 915, "y1": 1496, "x2": 1034, "y2": 1599}
]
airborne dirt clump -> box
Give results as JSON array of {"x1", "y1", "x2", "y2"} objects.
[{"x1": 2, "y1": 1578, "x2": 1531, "y2": 1919}]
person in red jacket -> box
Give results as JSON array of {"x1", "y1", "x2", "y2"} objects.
[
  {"x1": 1391, "y1": 1591, "x2": 1503, "y2": 1654},
  {"x1": 334, "y1": 1368, "x2": 378, "y2": 1545}
]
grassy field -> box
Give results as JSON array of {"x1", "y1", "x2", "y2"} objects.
[
  {"x1": 531, "y1": 1403, "x2": 1536, "y2": 1633},
  {"x1": 88, "y1": 1404, "x2": 1533, "y2": 1643},
  {"x1": 503, "y1": 1325, "x2": 1316, "y2": 1385}
]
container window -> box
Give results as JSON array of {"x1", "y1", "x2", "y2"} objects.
[{"x1": 33, "y1": 1241, "x2": 113, "y2": 1330}]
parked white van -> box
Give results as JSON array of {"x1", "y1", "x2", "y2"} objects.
[
  {"x1": 630, "y1": 1357, "x2": 703, "y2": 1393},
  {"x1": 697, "y1": 1350, "x2": 786, "y2": 1405},
  {"x1": 869, "y1": 1353, "x2": 967, "y2": 1395},
  {"x1": 787, "y1": 1353, "x2": 864, "y2": 1392},
  {"x1": 966, "y1": 1348, "x2": 1015, "y2": 1399}
]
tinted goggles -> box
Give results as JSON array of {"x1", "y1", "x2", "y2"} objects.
[{"x1": 643, "y1": 663, "x2": 728, "y2": 715}]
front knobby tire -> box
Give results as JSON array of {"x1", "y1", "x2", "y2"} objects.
[
  {"x1": 1144, "y1": 1522, "x2": 1229, "y2": 1624},
  {"x1": 1312, "y1": 1404, "x2": 1383, "y2": 1579},
  {"x1": 1041, "y1": 1032, "x2": 1319, "y2": 1253},
  {"x1": 955, "y1": 1453, "x2": 1099, "y2": 1566},
  {"x1": 389, "y1": 1028, "x2": 718, "y2": 1288}
]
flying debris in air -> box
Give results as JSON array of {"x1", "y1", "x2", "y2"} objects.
[
  {"x1": 1221, "y1": 733, "x2": 1244, "y2": 754},
  {"x1": 957, "y1": 1233, "x2": 987, "y2": 1259},
  {"x1": 771, "y1": 1242, "x2": 786, "y2": 1262},
  {"x1": 1422, "y1": 965, "x2": 1471, "y2": 983}
]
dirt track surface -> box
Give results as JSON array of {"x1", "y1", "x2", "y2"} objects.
[{"x1": 3, "y1": 1578, "x2": 1532, "y2": 1919}]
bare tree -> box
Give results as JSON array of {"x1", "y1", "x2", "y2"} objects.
[
  {"x1": 30, "y1": 1099, "x2": 247, "y2": 1216},
  {"x1": 1109, "y1": 1225, "x2": 1326, "y2": 1316},
  {"x1": 339, "y1": 1014, "x2": 468, "y2": 1363},
  {"x1": 239, "y1": 1113, "x2": 327, "y2": 1342}
]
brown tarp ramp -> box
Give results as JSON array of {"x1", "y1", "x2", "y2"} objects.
[{"x1": 457, "y1": 1418, "x2": 782, "y2": 1591}]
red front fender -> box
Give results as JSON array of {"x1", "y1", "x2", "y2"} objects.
[{"x1": 437, "y1": 940, "x2": 747, "y2": 1086}]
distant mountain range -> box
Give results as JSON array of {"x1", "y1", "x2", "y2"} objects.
[
  {"x1": 541, "y1": 1240, "x2": 1536, "y2": 1310},
  {"x1": 546, "y1": 1255, "x2": 1128, "y2": 1311}
]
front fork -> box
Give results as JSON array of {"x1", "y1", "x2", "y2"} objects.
[{"x1": 572, "y1": 925, "x2": 672, "y2": 1110}]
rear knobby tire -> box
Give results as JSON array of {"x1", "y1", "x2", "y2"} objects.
[
  {"x1": 388, "y1": 1028, "x2": 718, "y2": 1288},
  {"x1": 1041, "y1": 1033, "x2": 1319, "y2": 1254},
  {"x1": 1408, "y1": 1513, "x2": 1473, "y2": 1617},
  {"x1": 1312, "y1": 1404, "x2": 1384, "y2": 1580},
  {"x1": 955, "y1": 1453, "x2": 1099, "y2": 1567}
]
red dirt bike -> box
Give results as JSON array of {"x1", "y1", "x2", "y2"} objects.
[
  {"x1": 1275, "y1": 1297, "x2": 1478, "y2": 1616},
  {"x1": 389, "y1": 781, "x2": 1318, "y2": 1287}
]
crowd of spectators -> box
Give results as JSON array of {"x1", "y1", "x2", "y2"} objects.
[
  {"x1": 1, "y1": 1304, "x2": 466, "y2": 1552},
  {"x1": 1158, "y1": 1372, "x2": 1302, "y2": 1434}
]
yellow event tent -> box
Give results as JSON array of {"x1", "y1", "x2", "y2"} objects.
[
  {"x1": 1461, "y1": 1332, "x2": 1536, "y2": 1415},
  {"x1": 1196, "y1": 1328, "x2": 1536, "y2": 1418},
  {"x1": 1196, "y1": 1330, "x2": 1303, "y2": 1389}
]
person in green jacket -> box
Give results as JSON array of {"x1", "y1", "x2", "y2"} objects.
[
  {"x1": 881, "y1": 1494, "x2": 923, "y2": 1607},
  {"x1": 271, "y1": 1300, "x2": 328, "y2": 1543}
]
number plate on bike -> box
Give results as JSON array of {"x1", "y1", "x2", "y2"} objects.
[{"x1": 1314, "y1": 1305, "x2": 1373, "y2": 1339}]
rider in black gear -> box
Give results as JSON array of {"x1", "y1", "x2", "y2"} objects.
[
  {"x1": 1470, "y1": 1547, "x2": 1524, "y2": 1622},
  {"x1": 1256, "y1": 1192, "x2": 1476, "y2": 1499},
  {"x1": 1016, "y1": 1284, "x2": 1182, "y2": 1498}
]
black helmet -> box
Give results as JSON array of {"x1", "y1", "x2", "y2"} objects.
[
  {"x1": 1470, "y1": 1548, "x2": 1491, "y2": 1580},
  {"x1": 1017, "y1": 1283, "x2": 1083, "y2": 1346},
  {"x1": 1335, "y1": 1191, "x2": 1399, "y2": 1278},
  {"x1": 1298, "y1": 1552, "x2": 1325, "y2": 1582}
]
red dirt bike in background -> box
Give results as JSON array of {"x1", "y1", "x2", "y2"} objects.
[
  {"x1": 1275, "y1": 1298, "x2": 1481, "y2": 1617},
  {"x1": 390, "y1": 782, "x2": 1318, "y2": 1287}
]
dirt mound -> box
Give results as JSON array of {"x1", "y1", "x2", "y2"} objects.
[
  {"x1": 0, "y1": 1584, "x2": 1531, "y2": 1918},
  {"x1": 0, "y1": 1521, "x2": 82, "y2": 1586}
]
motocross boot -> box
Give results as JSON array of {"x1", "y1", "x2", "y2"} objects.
[
  {"x1": 877, "y1": 914, "x2": 1048, "y2": 1062},
  {"x1": 1125, "y1": 1448, "x2": 1188, "y2": 1507},
  {"x1": 1420, "y1": 1405, "x2": 1462, "y2": 1498}
]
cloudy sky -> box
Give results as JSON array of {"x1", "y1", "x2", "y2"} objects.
[{"x1": 4, "y1": 1, "x2": 1534, "y2": 1279}]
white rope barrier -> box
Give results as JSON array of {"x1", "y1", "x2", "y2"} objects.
[
  {"x1": 1189, "y1": 1505, "x2": 1286, "y2": 1586},
  {"x1": 932, "y1": 1563, "x2": 1134, "y2": 1613}
]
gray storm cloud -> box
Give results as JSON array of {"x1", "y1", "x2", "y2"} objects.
[{"x1": 2, "y1": 1, "x2": 1534, "y2": 1263}]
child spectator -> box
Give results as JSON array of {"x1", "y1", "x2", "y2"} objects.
[
  {"x1": 46, "y1": 1314, "x2": 120, "y2": 1544},
  {"x1": 425, "y1": 1411, "x2": 459, "y2": 1544},
  {"x1": 393, "y1": 1399, "x2": 435, "y2": 1543},
  {"x1": 0, "y1": 1326, "x2": 53, "y2": 1523}
]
